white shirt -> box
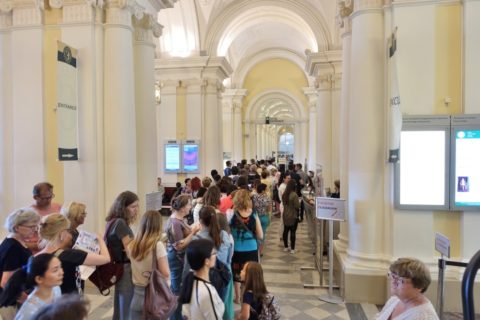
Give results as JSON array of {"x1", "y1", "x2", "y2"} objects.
[
  {"x1": 183, "y1": 278, "x2": 225, "y2": 320},
  {"x1": 376, "y1": 296, "x2": 439, "y2": 320},
  {"x1": 128, "y1": 241, "x2": 167, "y2": 287}
]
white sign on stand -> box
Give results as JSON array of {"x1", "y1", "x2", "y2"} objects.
[
  {"x1": 315, "y1": 197, "x2": 346, "y2": 304},
  {"x1": 435, "y1": 232, "x2": 450, "y2": 258},
  {"x1": 146, "y1": 192, "x2": 164, "y2": 211},
  {"x1": 315, "y1": 197, "x2": 346, "y2": 222}
]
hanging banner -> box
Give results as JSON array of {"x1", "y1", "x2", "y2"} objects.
[
  {"x1": 388, "y1": 28, "x2": 402, "y2": 163},
  {"x1": 57, "y1": 41, "x2": 79, "y2": 161}
]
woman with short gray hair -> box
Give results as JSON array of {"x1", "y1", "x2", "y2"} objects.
[
  {"x1": 0, "y1": 208, "x2": 40, "y2": 320},
  {"x1": 376, "y1": 257, "x2": 439, "y2": 320}
]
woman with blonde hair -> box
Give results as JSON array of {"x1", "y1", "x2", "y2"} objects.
[
  {"x1": 61, "y1": 202, "x2": 87, "y2": 245},
  {"x1": 128, "y1": 210, "x2": 170, "y2": 319},
  {"x1": 36, "y1": 213, "x2": 110, "y2": 294},
  {"x1": 230, "y1": 189, "x2": 263, "y2": 304}
]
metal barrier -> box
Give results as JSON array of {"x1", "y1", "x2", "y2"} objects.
[
  {"x1": 436, "y1": 258, "x2": 468, "y2": 319},
  {"x1": 462, "y1": 249, "x2": 480, "y2": 320}
]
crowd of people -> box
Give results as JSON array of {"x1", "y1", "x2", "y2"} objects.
[{"x1": 0, "y1": 160, "x2": 439, "y2": 320}]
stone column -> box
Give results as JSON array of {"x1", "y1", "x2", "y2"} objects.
[
  {"x1": 461, "y1": 0, "x2": 480, "y2": 258},
  {"x1": 222, "y1": 88, "x2": 247, "y2": 163},
  {"x1": 0, "y1": 2, "x2": 13, "y2": 219},
  {"x1": 133, "y1": 14, "x2": 162, "y2": 212},
  {"x1": 232, "y1": 103, "x2": 243, "y2": 162},
  {"x1": 11, "y1": 1, "x2": 46, "y2": 206},
  {"x1": 303, "y1": 87, "x2": 317, "y2": 171},
  {"x1": 337, "y1": 10, "x2": 353, "y2": 253},
  {"x1": 316, "y1": 74, "x2": 332, "y2": 187},
  {"x1": 156, "y1": 79, "x2": 178, "y2": 185},
  {"x1": 59, "y1": 0, "x2": 106, "y2": 233},
  {"x1": 203, "y1": 78, "x2": 224, "y2": 173},
  {"x1": 221, "y1": 100, "x2": 233, "y2": 163},
  {"x1": 344, "y1": 0, "x2": 386, "y2": 303},
  {"x1": 104, "y1": 0, "x2": 137, "y2": 205},
  {"x1": 331, "y1": 73, "x2": 342, "y2": 181}
]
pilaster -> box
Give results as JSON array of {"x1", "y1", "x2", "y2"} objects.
[
  {"x1": 222, "y1": 88, "x2": 247, "y2": 162},
  {"x1": 0, "y1": 1, "x2": 13, "y2": 29},
  {"x1": 303, "y1": 87, "x2": 317, "y2": 172}
]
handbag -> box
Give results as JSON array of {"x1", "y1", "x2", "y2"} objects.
[
  {"x1": 88, "y1": 219, "x2": 124, "y2": 296},
  {"x1": 144, "y1": 243, "x2": 178, "y2": 320}
]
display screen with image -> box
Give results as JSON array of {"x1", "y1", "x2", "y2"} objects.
[
  {"x1": 183, "y1": 143, "x2": 199, "y2": 172},
  {"x1": 454, "y1": 130, "x2": 480, "y2": 207},
  {"x1": 164, "y1": 143, "x2": 181, "y2": 172}
]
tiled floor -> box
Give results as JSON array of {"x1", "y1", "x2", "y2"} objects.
[{"x1": 84, "y1": 215, "x2": 380, "y2": 319}]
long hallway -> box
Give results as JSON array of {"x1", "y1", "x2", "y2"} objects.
[{"x1": 84, "y1": 215, "x2": 381, "y2": 319}]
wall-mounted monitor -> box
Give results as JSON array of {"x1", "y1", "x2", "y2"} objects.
[
  {"x1": 164, "y1": 140, "x2": 181, "y2": 173},
  {"x1": 450, "y1": 115, "x2": 480, "y2": 210},
  {"x1": 394, "y1": 116, "x2": 450, "y2": 210},
  {"x1": 182, "y1": 140, "x2": 200, "y2": 173}
]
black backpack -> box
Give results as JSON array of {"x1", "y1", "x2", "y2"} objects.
[{"x1": 209, "y1": 259, "x2": 231, "y2": 299}]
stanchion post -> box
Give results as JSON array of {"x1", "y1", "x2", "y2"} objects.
[
  {"x1": 437, "y1": 256, "x2": 445, "y2": 319},
  {"x1": 319, "y1": 219, "x2": 343, "y2": 304}
]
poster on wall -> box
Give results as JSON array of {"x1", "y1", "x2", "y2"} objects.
[
  {"x1": 454, "y1": 129, "x2": 480, "y2": 207},
  {"x1": 182, "y1": 141, "x2": 200, "y2": 173},
  {"x1": 164, "y1": 141, "x2": 181, "y2": 172},
  {"x1": 56, "y1": 41, "x2": 79, "y2": 161}
]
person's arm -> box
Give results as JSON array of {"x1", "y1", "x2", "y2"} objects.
[
  {"x1": 254, "y1": 214, "x2": 263, "y2": 240},
  {"x1": 83, "y1": 236, "x2": 110, "y2": 265},
  {"x1": 157, "y1": 255, "x2": 169, "y2": 278},
  {"x1": 237, "y1": 303, "x2": 250, "y2": 320},
  {"x1": 174, "y1": 224, "x2": 200, "y2": 251},
  {"x1": 0, "y1": 271, "x2": 14, "y2": 288}
]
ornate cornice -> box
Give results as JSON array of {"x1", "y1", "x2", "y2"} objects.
[
  {"x1": 305, "y1": 50, "x2": 342, "y2": 78},
  {"x1": 353, "y1": 0, "x2": 383, "y2": 13},
  {"x1": 62, "y1": 1, "x2": 99, "y2": 23},
  {"x1": 336, "y1": 0, "x2": 353, "y2": 28},
  {"x1": 133, "y1": 13, "x2": 162, "y2": 38},
  {"x1": 148, "y1": 0, "x2": 176, "y2": 11},
  {"x1": 11, "y1": 0, "x2": 44, "y2": 27},
  {"x1": 0, "y1": 0, "x2": 13, "y2": 13},
  {"x1": 105, "y1": 0, "x2": 144, "y2": 27}
]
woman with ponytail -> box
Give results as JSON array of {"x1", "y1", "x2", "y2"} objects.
[{"x1": 0, "y1": 253, "x2": 63, "y2": 320}]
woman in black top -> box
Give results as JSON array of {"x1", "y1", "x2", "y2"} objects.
[
  {"x1": 0, "y1": 209, "x2": 40, "y2": 320},
  {"x1": 37, "y1": 213, "x2": 110, "y2": 294},
  {"x1": 105, "y1": 191, "x2": 139, "y2": 320}
]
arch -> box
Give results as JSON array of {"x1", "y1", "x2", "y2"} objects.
[
  {"x1": 231, "y1": 47, "x2": 315, "y2": 87},
  {"x1": 204, "y1": 0, "x2": 332, "y2": 56},
  {"x1": 245, "y1": 89, "x2": 306, "y2": 123}
]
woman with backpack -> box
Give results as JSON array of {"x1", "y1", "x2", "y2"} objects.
[
  {"x1": 179, "y1": 238, "x2": 225, "y2": 320},
  {"x1": 230, "y1": 189, "x2": 263, "y2": 304},
  {"x1": 128, "y1": 210, "x2": 170, "y2": 319},
  {"x1": 105, "y1": 190, "x2": 139, "y2": 320},
  {"x1": 282, "y1": 179, "x2": 300, "y2": 254},
  {"x1": 237, "y1": 262, "x2": 280, "y2": 320}
]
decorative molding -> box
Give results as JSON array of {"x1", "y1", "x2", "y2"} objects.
[
  {"x1": 305, "y1": 50, "x2": 342, "y2": 78},
  {"x1": 105, "y1": 6, "x2": 131, "y2": 26},
  {"x1": 0, "y1": 13, "x2": 12, "y2": 28},
  {"x1": 133, "y1": 13, "x2": 163, "y2": 39},
  {"x1": 148, "y1": 0, "x2": 176, "y2": 11},
  {"x1": 12, "y1": 4, "x2": 43, "y2": 27},
  {"x1": 336, "y1": 0, "x2": 353, "y2": 28},
  {"x1": 49, "y1": 0, "x2": 64, "y2": 9},
  {"x1": 353, "y1": 0, "x2": 382, "y2": 12},
  {"x1": 302, "y1": 87, "x2": 318, "y2": 108},
  {"x1": 62, "y1": 2, "x2": 95, "y2": 23},
  {"x1": 0, "y1": 0, "x2": 13, "y2": 13}
]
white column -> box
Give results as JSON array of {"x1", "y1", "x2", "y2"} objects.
[
  {"x1": 301, "y1": 120, "x2": 308, "y2": 167},
  {"x1": 337, "y1": 16, "x2": 352, "y2": 252},
  {"x1": 232, "y1": 104, "x2": 243, "y2": 161},
  {"x1": 11, "y1": 3, "x2": 45, "y2": 207},
  {"x1": 60, "y1": 0, "x2": 105, "y2": 233},
  {"x1": 133, "y1": 14, "x2": 161, "y2": 212},
  {"x1": 203, "y1": 78, "x2": 223, "y2": 173},
  {"x1": 185, "y1": 79, "x2": 203, "y2": 141},
  {"x1": 104, "y1": 1, "x2": 137, "y2": 205},
  {"x1": 221, "y1": 102, "x2": 233, "y2": 163},
  {"x1": 461, "y1": 0, "x2": 480, "y2": 258},
  {"x1": 0, "y1": 5, "x2": 13, "y2": 222},
  {"x1": 331, "y1": 73, "x2": 342, "y2": 181},
  {"x1": 157, "y1": 80, "x2": 178, "y2": 185},
  {"x1": 347, "y1": 0, "x2": 385, "y2": 266},
  {"x1": 250, "y1": 122, "x2": 257, "y2": 160},
  {"x1": 304, "y1": 88, "x2": 317, "y2": 171},
  {"x1": 294, "y1": 123, "x2": 301, "y2": 163},
  {"x1": 316, "y1": 74, "x2": 332, "y2": 188}
]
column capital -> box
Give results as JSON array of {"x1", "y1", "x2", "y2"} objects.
[
  {"x1": 336, "y1": 0, "x2": 353, "y2": 28},
  {"x1": 148, "y1": 0, "x2": 177, "y2": 12},
  {"x1": 11, "y1": 0, "x2": 44, "y2": 27},
  {"x1": 133, "y1": 12, "x2": 163, "y2": 38},
  {"x1": 305, "y1": 50, "x2": 343, "y2": 79},
  {"x1": 302, "y1": 87, "x2": 318, "y2": 108},
  {"x1": 105, "y1": 0, "x2": 144, "y2": 27},
  {"x1": 0, "y1": 0, "x2": 13, "y2": 13},
  {"x1": 0, "y1": 0, "x2": 13, "y2": 28},
  {"x1": 352, "y1": 0, "x2": 383, "y2": 16},
  {"x1": 61, "y1": 0, "x2": 103, "y2": 24}
]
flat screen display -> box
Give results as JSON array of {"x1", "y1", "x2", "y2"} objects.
[
  {"x1": 183, "y1": 144, "x2": 199, "y2": 172},
  {"x1": 164, "y1": 144, "x2": 180, "y2": 172},
  {"x1": 398, "y1": 130, "x2": 447, "y2": 207},
  {"x1": 454, "y1": 130, "x2": 480, "y2": 207}
]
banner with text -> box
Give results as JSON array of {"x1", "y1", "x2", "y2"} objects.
[{"x1": 57, "y1": 41, "x2": 79, "y2": 161}]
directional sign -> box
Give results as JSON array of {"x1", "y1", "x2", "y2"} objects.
[{"x1": 315, "y1": 197, "x2": 346, "y2": 221}]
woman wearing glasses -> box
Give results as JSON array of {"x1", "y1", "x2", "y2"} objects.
[
  {"x1": 0, "y1": 209, "x2": 40, "y2": 320},
  {"x1": 376, "y1": 258, "x2": 439, "y2": 320}
]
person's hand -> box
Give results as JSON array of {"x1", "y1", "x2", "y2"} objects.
[{"x1": 191, "y1": 223, "x2": 201, "y2": 234}]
